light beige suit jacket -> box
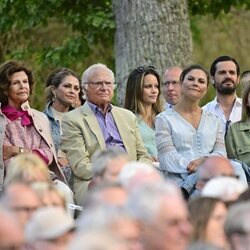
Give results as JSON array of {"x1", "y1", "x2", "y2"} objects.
[{"x1": 61, "y1": 102, "x2": 151, "y2": 204}]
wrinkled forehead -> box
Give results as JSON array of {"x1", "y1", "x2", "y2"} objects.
[{"x1": 164, "y1": 68, "x2": 182, "y2": 80}]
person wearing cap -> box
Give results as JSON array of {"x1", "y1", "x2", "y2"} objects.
[
  {"x1": 25, "y1": 206, "x2": 75, "y2": 250},
  {"x1": 201, "y1": 176, "x2": 247, "y2": 203}
]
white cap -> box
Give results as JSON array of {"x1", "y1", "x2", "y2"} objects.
[
  {"x1": 25, "y1": 207, "x2": 75, "y2": 242},
  {"x1": 201, "y1": 176, "x2": 247, "y2": 202}
]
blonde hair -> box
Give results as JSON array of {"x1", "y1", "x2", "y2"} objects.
[
  {"x1": 4, "y1": 153, "x2": 50, "y2": 186},
  {"x1": 31, "y1": 181, "x2": 66, "y2": 209}
]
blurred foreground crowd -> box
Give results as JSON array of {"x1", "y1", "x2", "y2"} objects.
[{"x1": 0, "y1": 56, "x2": 250, "y2": 250}]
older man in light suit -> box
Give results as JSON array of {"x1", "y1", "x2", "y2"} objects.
[{"x1": 61, "y1": 63, "x2": 151, "y2": 204}]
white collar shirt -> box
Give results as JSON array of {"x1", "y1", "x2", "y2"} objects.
[{"x1": 202, "y1": 96, "x2": 242, "y2": 134}]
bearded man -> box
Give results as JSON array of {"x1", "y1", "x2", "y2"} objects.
[{"x1": 203, "y1": 55, "x2": 241, "y2": 136}]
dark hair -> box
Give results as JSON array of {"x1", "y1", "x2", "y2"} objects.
[
  {"x1": 210, "y1": 56, "x2": 240, "y2": 77},
  {"x1": 45, "y1": 68, "x2": 82, "y2": 103},
  {"x1": 180, "y1": 64, "x2": 209, "y2": 85},
  {"x1": 241, "y1": 82, "x2": 250, "y2": 121},
  {"x1": 0, "y1": 60, "x2": 34, "y2": 105},
  {"x1": 241, "y1": 70, "x2": 250, "y2": 78},
  {"x1": 124, "y1": 65, "x2": 163, "y2": 117}
]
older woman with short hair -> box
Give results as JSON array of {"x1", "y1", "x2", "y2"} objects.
[{"x1": 0, "y1": 60, "x2": 65, "y2": 189}]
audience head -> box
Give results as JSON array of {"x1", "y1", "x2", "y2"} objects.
[
  {"x1": 180, "y1": 64, "x2": 210, "y2": 85},
  {"x1": 210, "y1": 55, "x2": 240, "y2": 95},
  {"x1": 4, "y1": 153, "x2": 50, "y2": 186},
  {"x1": 196, "y1": 156, "x2": 235, "y2": 191},
  {"x1": 0, "y1": 60, "x2": 34, "y2": 106},
  {"x1": 77, "y1": 206, "x2": 142, "y2": 250},
  {"x1": 125, "y1": 64, "x2": 162, "y2": 115},
  {"x1": 188, "y1": 197, "x2": 228, "y2": 249},
  {"x1": 118, "y1": 161, "x2": 164, "y2": 190},
  {"x1": 25, "y1": 206, "x2": 75, "y2": 250},
  {"x1": 224, "y1": 201, "x2": 250, "y2": 250},
  {"x1": 81, "y1": 63, "x2": 115, "y2": 108},
  {"x1": 83, "y1": 182, "x2": 128, "y2": 209},
  {"x1": 31, "y1": 181, "x2": 66, "y2": 209},
  {"x1": 45, "y1": 67, "x2": 81, "y2": 108},
  {"x1": 91, "y1": 147, "x2": 128, "y2": 184},
  {"x1": 179, "y1": 64, "x2": 209, "y2": 102},
  {"x1": 0, "y1": 207, "x2": 24, "y2": 250},
  {"x1": 201, "y1": 176, "x2": 247, "y2": 203},
  {"x1": 68, "y1": 231, "x2": 127, "y2": 250},
  {"x1": 0, "y1": 182, "x2": 40, "y2": 228},
  {"x1": 162, "y1": 66, "x2": 182, "y2": 105},
  {"x1": 127, "y1": 182, "x2": 191, "y2": 250}
]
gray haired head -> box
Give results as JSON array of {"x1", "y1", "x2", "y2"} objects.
[{"x1": 126, "y1": 182, "x2": 181, "y2": 223}]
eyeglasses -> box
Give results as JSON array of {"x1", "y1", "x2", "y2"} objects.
[
  {"x1": 136, "y1": 65, "x2": 157, "y2": 73},
  {"x1": 85, "y1": 81, "x2": 114, "y2": 89},
  {"x1": 162, "y1": 80, "x2": 180, "y2": 86}
]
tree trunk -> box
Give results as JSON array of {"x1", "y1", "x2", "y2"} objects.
[{"x1": 113, "y1": 0, "x2": 192, "y2": 106}]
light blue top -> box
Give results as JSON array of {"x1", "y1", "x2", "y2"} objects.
[
  {"x1": 136, "y1": 115, "x2": 157, "y2": 157},
  {"x1": 155, "y1": 109, "x2": 226, "y2": 184}
]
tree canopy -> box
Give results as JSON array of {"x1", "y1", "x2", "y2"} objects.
[
  {"x1": 0, "y1": 0, "x2": 114, "y2": 67},
  {"x1": 1, "y1": 0, "x2": 249, "y2": 67},
  {"x1": 0, "y1": 0, "x2": 249, "y2": 108}
]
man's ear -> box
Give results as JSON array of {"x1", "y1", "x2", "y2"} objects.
[
  {"x1": 237, "y1": 75, "x2": 240, "y2": 85},
  {"x1": 81, "y1": 85, "x2": 87, "y2": 99},
  {"x1": 210, "y1": 76, "x2": 215, "y2": 86}
]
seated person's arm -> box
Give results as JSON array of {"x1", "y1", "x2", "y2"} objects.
[
  {"x1": 155, "y1": 115, "x2": 189, "y2": 174},
  {"x1": 61, "y1": 115, "x2": 92, "y2": 181},
  {"x1": 225, "y1": 126, "x2": 237, "y2": 159}
]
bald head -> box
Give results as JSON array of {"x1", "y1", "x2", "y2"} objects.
[
  {"x1": 162, "y1": 66, "x2": 182, "y2": 105},
  {"x1": 197, "y1": 156, "x2": 234, "y2": 190}
]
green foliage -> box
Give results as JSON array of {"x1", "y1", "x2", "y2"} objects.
[
  {"x1": 0, "y1": 0, "x2": 114, "y2": 66},
  {"x1": 0, "y1": 0, "x2": 115, "y2": 109},
  {"x1": 188, "y1": 0, "x2": 250, "y2": 17}
]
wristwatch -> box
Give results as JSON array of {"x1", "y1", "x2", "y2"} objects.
[{"x1": 19, "y1": 147, "x2": 24, "y2": 153}]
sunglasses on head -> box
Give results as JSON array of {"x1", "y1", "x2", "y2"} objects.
[{"x1": 136, "y1": 64, "x2": 157, "y2": 73}]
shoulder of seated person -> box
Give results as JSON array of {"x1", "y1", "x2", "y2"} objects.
[
  {"x1": 114, "y1": 106, "x2": 135, "y2": 116},
  {"x1": 157, "y1": 108, "x2": 174, "y2": 117}
]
